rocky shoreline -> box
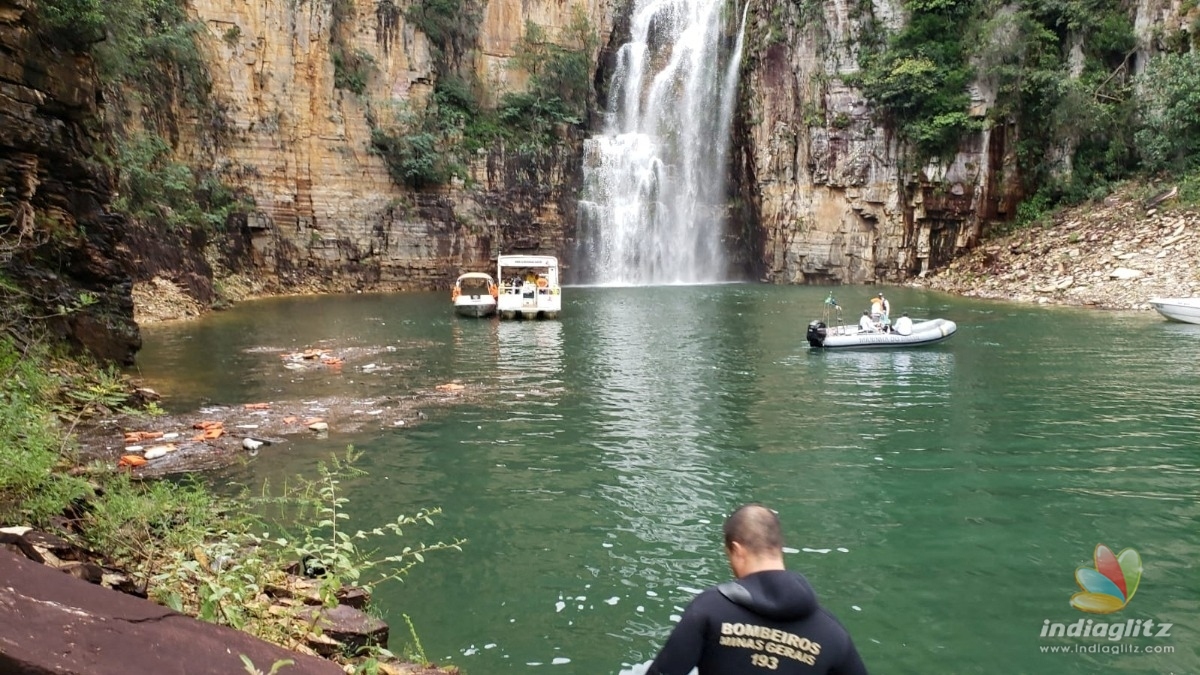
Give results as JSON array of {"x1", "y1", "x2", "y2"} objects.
[{"x1": 912, "y1": 186, "x2": 1199, "y2": 309}]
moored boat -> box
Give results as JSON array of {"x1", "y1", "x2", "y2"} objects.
[
  {"x1": 452, "y1": 272, "x2": 498, "y2": 318},
  {"x1": 1148, "y1": 297, "x2": 1200, "y2": 325},
  {"x1": 496, "y1": 255, "x2": 562, "y2": 320},
  {"x1": 807, "y1": 317, "x2": 957, "y2": 349}
]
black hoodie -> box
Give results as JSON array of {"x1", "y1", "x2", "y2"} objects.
[{"x1": 645, "y1": 570, "x2": 868, "y2": 675}]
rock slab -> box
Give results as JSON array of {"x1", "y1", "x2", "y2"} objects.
[{"x1": 0, "y1": 549, "x2": 342, "y2": 675}]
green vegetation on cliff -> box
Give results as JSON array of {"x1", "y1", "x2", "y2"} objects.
[
  {"x1": 37, "y1": 0, "x2": 248, "y2": 234},
  {"x1": 370, "y1": 10, "x2": 596, "y2": 189},
  {"x1": 846, "y1": 0, "x2": 1200, "y2": 212}
]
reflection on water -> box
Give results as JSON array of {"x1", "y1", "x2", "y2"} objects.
[{"x1": 584, "y1": 288, "x2": 727, "y2": 555}]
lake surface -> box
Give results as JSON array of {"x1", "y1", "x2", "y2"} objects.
[{"x1": 133, "y1": 285, "x2": 1200, "y2": 674}]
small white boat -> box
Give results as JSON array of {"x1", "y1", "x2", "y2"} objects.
[
  {"x1": 1148, "y1": 297, "x2": 1200, "y2": 325},
  {"x1": 452, "y1": 272, "x2": 498, "y2": 318},
  {"x1": 496, "y1": 255, "x2": 561, "y2": 320},
  {"x1": 807, "y1": 318, "x2": 957, "y2": 349}
]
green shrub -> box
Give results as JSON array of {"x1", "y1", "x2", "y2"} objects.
[
  {"x1": 1134, "y1": 52, "x2": 1200, "y2": 174},
  {"x1": 0, "y1": 338, "x2": 93, "y2": 524},
  {"x1": 36, "y1": 0, "x2": 105, "y2": 48},
  {"x1": 114, "y1": 133, "x2": 244, "y2": 232},
  {"x1": 370, "y1": 129, "x2": 450, "y2": 189}
]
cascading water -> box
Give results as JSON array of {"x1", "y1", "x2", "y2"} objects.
[{"x1": 577, "y1": 0, "x2": 749, "y2": 286}]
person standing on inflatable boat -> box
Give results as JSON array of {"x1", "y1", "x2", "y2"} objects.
[{"x1": 644, "y1": 504, "x2": 868, "y2": 675}]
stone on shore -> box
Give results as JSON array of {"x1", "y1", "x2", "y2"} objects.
[{"x1": 0, "y1": 549, "x2": 343, "y2": 675}]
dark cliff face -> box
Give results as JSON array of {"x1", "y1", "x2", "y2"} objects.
[{"x1": 0, "y1": 0, "x2": 139, "y2": 363}]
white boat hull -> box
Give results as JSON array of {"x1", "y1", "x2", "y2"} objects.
[
  {"x1": 807, "y1": 318, "x2": 957, "y2": 349},
  {"x1": 1149, "y1": 298, "x2": 1200, "y2": 325},
  {"x1": 454, "y1": 298, "x2": 497, "y2": 318}
]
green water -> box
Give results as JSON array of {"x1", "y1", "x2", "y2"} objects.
[{"x1": 133, "y1": 285, "x2": 1200, "y2": 674}]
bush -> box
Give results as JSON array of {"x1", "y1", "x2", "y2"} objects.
[
  {"x1": 0, "y1": 338, "x2": 93, "y2": 524},
  {"x1": 1134, "y1": 52, "x2": 1200, "y2": 174},
  {"x1": 114, "y1": 133, "x2": 244, "y2": 232},
  {"x1": 370, "y1": 129, "x2": 450, "y2": 189}
]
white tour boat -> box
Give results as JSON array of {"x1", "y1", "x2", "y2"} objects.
[
  {"x1": 1148, "y1": 297, "x2": 1200, "y2": 325},
  {"x1": 452, "y1": 272, "x2": 498, "y2": 318},
  {"x1": 496, "y1": 255, "x2": 561, "y2": 320}
]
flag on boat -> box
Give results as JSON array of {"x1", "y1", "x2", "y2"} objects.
[{"x1": 824, "y1": 292, "x2": 840, "y2": 308}]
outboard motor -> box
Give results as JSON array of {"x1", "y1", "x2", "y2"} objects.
[{"x1": 806, "y1": 320, "x2": 827, "y2": 347}]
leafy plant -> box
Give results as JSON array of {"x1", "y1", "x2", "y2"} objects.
[
  {"x1": 239, "y1": 656, "x2": 293, "y2": 675},
  {"x1": 141, "y1": 450, "x2": 464, "y2": 653}
]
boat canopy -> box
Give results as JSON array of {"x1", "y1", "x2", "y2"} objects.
[
  {"x1": 497, "y1": 255, "x2": 558, "y2": 270},
  {"x1": 456, "y1": 272, "x2": 495, "y2": 281},
  {"x1": 497, "y1": 255, "x2": 559, "y2": 287}
]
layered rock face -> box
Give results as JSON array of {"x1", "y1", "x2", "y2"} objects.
[
  {"x1": 0, "y1": 0, "x2": 140, "y2": 362},
  {"x1": 735, "y1": 0, "x2": 1021, "y2": 285},
  {"x1": 189, "y1": 0, "x2": 611, "y2": 289}
]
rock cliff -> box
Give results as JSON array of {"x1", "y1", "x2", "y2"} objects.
[
  {"x1": 186, "y1": 0, "x2": 612, "y2": 290},
  {"x1": 735, "y1": 0, "x2": 1017, "y2": 285},
  {"x1": 733, "y1": 0, "x2": 1190, "y2": 286},
  {"x1": 0, "y1": 0, "x2": 139, "y2": 362}
]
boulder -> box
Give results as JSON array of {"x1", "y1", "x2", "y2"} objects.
[{"x1": 0, "y1": 549, "x2": 342, "y2": 675}]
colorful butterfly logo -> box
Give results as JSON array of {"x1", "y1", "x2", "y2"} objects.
[{"x1": 1070, "y1": 544, "x2": 1142, "y2": 614}]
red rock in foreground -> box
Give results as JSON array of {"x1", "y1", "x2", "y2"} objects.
[{"x1": 0, "y1": 550, "x2": 342, "y2": 675}]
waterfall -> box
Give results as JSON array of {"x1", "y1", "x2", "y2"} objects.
[{"x1": 577, "y1": 0, "x2": 749, "y2": 286}]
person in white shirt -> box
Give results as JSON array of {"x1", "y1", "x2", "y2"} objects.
[
  {"x1": 894, "y1": 312, "x2": 913, "y2": 336},
  {"x1": 858, "y1": 311, "x2": 876, "y2": 333}
]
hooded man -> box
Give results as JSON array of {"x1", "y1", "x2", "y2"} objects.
[{"x1": 645, "y1": 504, "x2": 868, "y2": 675}]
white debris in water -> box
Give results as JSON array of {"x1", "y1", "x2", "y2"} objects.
[
  {"x1": 526, "y1": 662, "x2": 543, "y2": 666},
  {"x1": 485, "y1": 643, "x2": 496, "y2": 649},
  {"x1": 852, "y1": 605, "x2": 862, "y2": 611},
  {"x1": 604, "y1": 597, "x2": 619, "y2": 605},
  {"x1": 636, "y1": 606, "x2": 645, "y2": 613},
  {"x1": 698, "y1": 519, "x2": 710, "y2": 524},
  {"x1": 602, "y1": 542, "x2": 613, "y2": 548},
  {"x1": 552, "y1": 657, "x2": 571, "y2": 665},
  {"x1": 645, "y1": 590, "x2": 658, "y2": 597},
  {"x1": 874, "y1": 456, "x2": 883, "y2": 461},
  {"x1": 678, "y1": 586, "x2": 703, "y2": 595},
  {"x1": 782, "y1": 546, "x2": 799, "y2": 554},
  {"x1": 574, "y1": 596, "x2": 585, "y2": 601},
  {"x1": 801, "y1": 548, "x2": 832, "y2": 554},
  {"x1": 838, "y1": 547, "x2": 850, "y2": 553},
  {"x1": 394, "y1": 420, "x2": 405, "y2": 426},
  {"x1": 555, "y1": 601, "x2": 566, "y2": 612},
  {"x1": 462, "y1": 646, "x2": 478, "y2": 656},
  {"x1": 670, "y1": 614, "x2": 682, "y2": 622},
  {"x1": 577, "y1": 604, "x2": 584, "y2": 610}
]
